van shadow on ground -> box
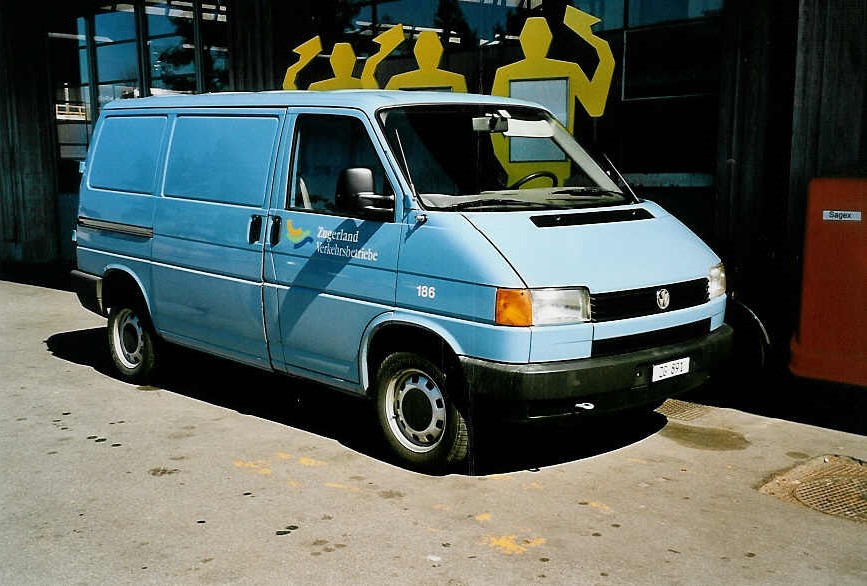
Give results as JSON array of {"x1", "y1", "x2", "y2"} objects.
[{"x1": 45, "y1": 327, "x2": 666, "y2": 476}]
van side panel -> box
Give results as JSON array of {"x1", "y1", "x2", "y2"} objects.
[
  {"x1": 76, "y1": 113, "x2": 167, "y2": 298},
  {"x1": 150, "y1": 110, "x2": 283, "y2": 369}
]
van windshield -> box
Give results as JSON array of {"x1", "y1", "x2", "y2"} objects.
[{"x1": 378, "y1": 104, "x2": 630, "y2": 212}]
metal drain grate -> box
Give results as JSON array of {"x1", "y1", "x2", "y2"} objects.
[
  {"x1": 655, "y1": 399, "x2": 710, "y2": 421},
  {"x1": 759, "y1": 455, "x2": 867, "y2": 524},
  {"x1": 794, "y1": 477, "x2": 867, "y2": 523}
]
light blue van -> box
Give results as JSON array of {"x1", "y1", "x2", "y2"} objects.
[{"x1": 72, "y1": 90, "x2": 732, "y2": 471}]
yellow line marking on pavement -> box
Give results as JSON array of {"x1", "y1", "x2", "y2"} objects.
[
  {"x1": 482, "y1": 535, "x2": 546, "y2": 555},
  {"x1": 233, "y1": 459, "x2": 272, "y2": 476},
  {"x1": 325, "y1": 482, "x2": 360, "y2": 493},
  {"x1": 234, "y1": 459, "x2": 270, "y2": 469},
  {"x1": 486, "y1": 474, "x2": 513, "y2": 481},
  {"x1": 588, "y1": 501, "x2": 612, "y2": 513},
  {"x1": 298, "y1": 457, "x2": 327, "y2": 467}
]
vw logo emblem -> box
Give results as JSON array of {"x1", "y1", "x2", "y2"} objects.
[{"x1": 656, "y1": 288, "x2": 671, "y2": 310}]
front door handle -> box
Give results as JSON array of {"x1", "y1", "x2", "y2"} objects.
[
  {"x1": 269, "y1": 215, "x2": 282, "y2": 246},
  {"x1": 248, "y1": 214, "x2": 263, "y2": 244}
]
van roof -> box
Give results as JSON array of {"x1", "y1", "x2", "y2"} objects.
[{"x1": 102, "y1": 89, "x2": 547, "y2": 114}]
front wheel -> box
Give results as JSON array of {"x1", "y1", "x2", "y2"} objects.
[
  {"x1": 375, "y1": 352, "x2": 468, "y2": 472},
  {"x1": 107, "y1": 305, "x2": 159, "y2": 384}
]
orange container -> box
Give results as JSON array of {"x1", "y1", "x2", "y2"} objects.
[{"x1": 790, "y1": 178, "x2": 867, "y2": 386}]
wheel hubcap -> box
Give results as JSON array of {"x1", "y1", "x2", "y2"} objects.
[
  {"x1": 114, "y1": 309, "x2": 144, "y2": 370},
  {"x1": 386, "y1": 368, "x2": 447, "y2": 453}
]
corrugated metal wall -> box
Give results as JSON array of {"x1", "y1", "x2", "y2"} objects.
[
  {"x1": 0, "y1": 3, "x2": 59, "y2": 263},
  {"x1": 715, "y1": 0, "x2": 866, "y2": 349},
  {"x1": 787, "y1": 0, "x2": 867, "y2": 251}
]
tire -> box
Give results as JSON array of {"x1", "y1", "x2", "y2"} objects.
[
  {"x1": 107, "y1": 304, "x2": 159, "y2": 384},
  {"x1": 375, "y1": 352, "x2": 468, "y2": 472}
]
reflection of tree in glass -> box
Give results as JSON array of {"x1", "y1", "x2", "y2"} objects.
[
  {"x1": 201, "y1": 9, "x2": 229, "y2": 92},
  {"x1": 150, "y1": 11, "x2": 230, "y2": 93},
  {"x1": 435, "y1": 0, "x2": 477, "y2": 48},
  {"x1": 201, "y1": 14, "x2": 229, "y2": 91},
  {"x1": 154, "y1": 16, "x2": 195, "y2": 92}
]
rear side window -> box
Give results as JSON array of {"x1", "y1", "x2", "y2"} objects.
[
  {"x1": 89, "y1": 116, "x2": 167, "y2": 194},
  {"x1": 164, "y1": 115, "x2": 279, "y2": 207}
]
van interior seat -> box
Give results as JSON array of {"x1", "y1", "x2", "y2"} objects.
[{"x1": 296, "y1": 177, "x2": 312, "y2": 209}]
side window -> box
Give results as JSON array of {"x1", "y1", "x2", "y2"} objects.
[
  {"x1": 164, "y1": 115, "x2": 279, "y2": 207},
  {"x1": 89, "y1": 116, "x2": 166, "y2": 194},
  {"x1": 290, "y1": 114, "x2": 391, "y2": 215}
]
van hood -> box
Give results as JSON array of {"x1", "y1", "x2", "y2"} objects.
[{"x1": 462, "y1": 201, "x2": 720, "y2": 292}]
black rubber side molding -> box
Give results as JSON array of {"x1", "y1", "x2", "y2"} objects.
[{"x1": 78, "y1": 217, "x2": 153, "y2": 238}]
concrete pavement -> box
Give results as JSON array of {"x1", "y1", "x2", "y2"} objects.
[{"x1": 1, "y1": 278, "x2": 865, "y2": 585}]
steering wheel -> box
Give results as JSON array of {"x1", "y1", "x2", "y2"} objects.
[{"x1": 508, "y1": 170, "x2": 558, "y2": 190}]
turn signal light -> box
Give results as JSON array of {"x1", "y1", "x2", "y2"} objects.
[{"x1": 495, "y1": 288, "x2": 532, "y2": 326}]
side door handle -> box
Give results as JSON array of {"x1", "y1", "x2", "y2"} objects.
[
  {"x1": 248, "y1": 214, "x2": 264, "y2": 244},
  {"x1": 269, "y1": 215, "x2": 282, "y2": 246}
]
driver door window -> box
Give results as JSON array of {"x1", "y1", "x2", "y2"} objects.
[{"x1": 289, "y1": 114, "x2": 391, "y2": 216}]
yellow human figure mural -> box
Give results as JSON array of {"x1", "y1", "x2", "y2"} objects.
[
  {"x1": 385, "y1": 31, "x2": 467, "y2": 92},
  {"x1": 490, "y1": 7, "x2": 615, "y2": 186},
  {"x1": 282, "y1": 36, "x2": 323, "y2": 90},
  {"x1": 308, "y1": 43, "x2": 364, "y2": 90},
  {"x1": 282, "y1": 25, "x2": 404, "y2": 91},
  {"x1": 360, "y1": 25, "x2": 405, "y2": 89},
  {"x1": 562, "y1": 7, "x2": 615, "y2": 118}
]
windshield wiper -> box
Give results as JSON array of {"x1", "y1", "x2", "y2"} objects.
[{"x1": 443, "y1": 198, "x2": 554, "y2": 211}]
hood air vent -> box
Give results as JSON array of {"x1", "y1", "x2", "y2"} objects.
[{"x1": 531, "y1": 208, "x2": 653, "y2": 228}]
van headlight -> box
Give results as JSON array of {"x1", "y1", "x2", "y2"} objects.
[
  {"x1": 496, "y1": 287, "x2": 591, "y2": 326},
  {"x1": 708, "y1": 262, "x2": 726, "y2": 299}
]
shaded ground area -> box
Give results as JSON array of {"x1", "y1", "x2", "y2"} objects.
[
  {"x1": 689, "y1": 366, "x2": 867, "y2": 437},
  {"x1": 45, "y1": 326, "x2": 669, "y2": 475},
  {"x1": 0, "y1": 261, "x2": 74, "y2": 291}
]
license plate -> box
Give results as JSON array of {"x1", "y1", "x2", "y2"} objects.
[{"x1": 652, "y1": 357, "x2": 690, "y2": 382}]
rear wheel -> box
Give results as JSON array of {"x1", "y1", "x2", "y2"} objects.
[
  {"x1": 375, "y1": 352, "x2": 468, "y2": 472},
  {"x1": 107, "y1": 305, "x2": 159, "y2": 383}
]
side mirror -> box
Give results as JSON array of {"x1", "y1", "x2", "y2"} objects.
[{"x1": 336, "y1": 167, "x2": 394, "y2": 221}]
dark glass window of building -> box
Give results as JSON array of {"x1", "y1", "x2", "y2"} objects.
[
  {"x1": 623, "y1": 19, "x2": 722, "y2": 99},
  {"x1": 627, "y1": 0, "x2": 722, "y2": 27},
  {"x1": 202, "y1": 2, "x2": 230, "y2": 92},
  {"x1": 47, "y1": 0, "x2": 230, "y2": 193},
  {"x1": 48, "y1": 15, "x2": 93, "y2": 192},
  {"x1": 94, "y1": 3, "x2": 141, "y2": 108},
  {"x1": 146, "y1": 1, "x2": 197, "y2": 93},
  {"x1": 572, "y1": 1, "x2": 624, "y2": 30}
]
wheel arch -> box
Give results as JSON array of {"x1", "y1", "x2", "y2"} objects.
[
  {"x1": 360, "y1": 316, "x2": 464, "y2": 397},
  {"x1": 101, "y1": 265, "x2": 153, "y2": 319}
]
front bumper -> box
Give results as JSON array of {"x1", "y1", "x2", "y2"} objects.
[{"x1": 460, "y1": 323, "x2": 733, "y2": 421}]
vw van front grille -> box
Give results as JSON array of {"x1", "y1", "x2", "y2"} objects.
[
  {"x1": 591, "y1": 319, "x2": 711, "y2": 357},
  {"x1": 590, "y1": 278, "x2": 709, "y2": 322}
]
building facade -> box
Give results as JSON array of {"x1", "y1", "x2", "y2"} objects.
[{"x1": 1, "y1": 0, "x2": 864, "y2": 352}]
